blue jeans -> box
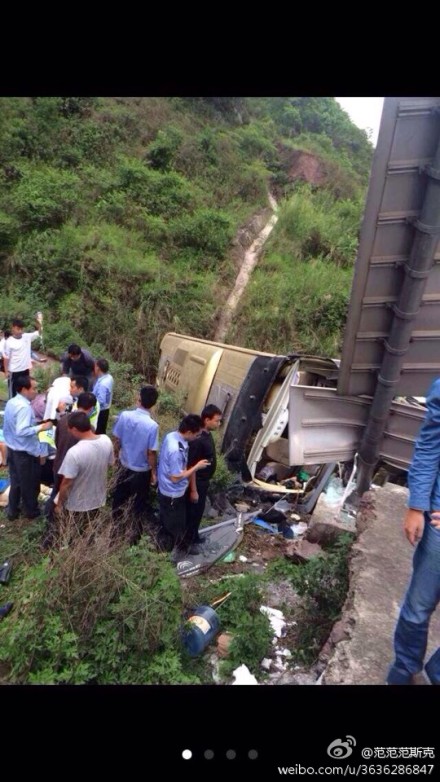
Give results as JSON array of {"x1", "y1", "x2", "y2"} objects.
[{"x1": 387, "y1": 514, "x2": 440, "y2": 684}]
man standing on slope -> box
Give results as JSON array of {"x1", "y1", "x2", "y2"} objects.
[
  {"x1": 3, "y1": 317, "x2": 42, "y2": 398},
  {"x1": 186, "y1": 404, "x2": 222, "y2": 547},
  {"x1": 387, "y1": 377, "x2": 440, "y2": 685},
  {"x1": 112, "y1": 385, "x2": 159, "y2": 544},
  {"x1": 157, "y1": 414, "x2": 210, "y2": 559},
  {"x1": 93, "y1": 358, "x2": 114, "y2": 435},
  {"x1": 55, "y1": 411, "x2": 114, "y2": 535},
  {"x1": 3, "y1": 375, "x2": 52, "y2": 520}
]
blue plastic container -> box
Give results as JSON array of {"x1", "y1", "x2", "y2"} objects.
[{"x1": 182, "y1": 605, "x2": 221, "y2": 657}]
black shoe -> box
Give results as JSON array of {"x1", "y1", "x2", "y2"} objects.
[
  {"x1": 187, "y1": 544, "x2": 203, "y2": 555},
  {"x1": 6, "y1": 514, "x2": 18, "y2": 521},
  {"x1": 0, "y1": 602, "x2": 13, "y2": 620},
  {"x1": 193, "y1": 535, "x2": 204, "y2": 544},
  {"x1": 171, "y1": 548, "x2": 188, "y2": 563},
  {"x1": 0, "y1": 562, "x2": 12, "y2": 584}
]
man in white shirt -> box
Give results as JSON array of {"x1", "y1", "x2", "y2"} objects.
[
  {"x1": 43, "y1": 375, "x2": 73, "y2": 422},
  {"x1": 55, "y1": 410, "x2": 114, "y2": 536},
  {"x1": 3, "y1": 317, "x2": 42, "y2": 398}
]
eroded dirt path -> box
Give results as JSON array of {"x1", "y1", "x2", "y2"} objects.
[{"x1": 214, "y1": 192, "x2": 278, "y2": 342}]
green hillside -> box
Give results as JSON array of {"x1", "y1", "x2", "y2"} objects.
[{"x1": 0, "y1": 97, "x2": 373, "y2": 374}]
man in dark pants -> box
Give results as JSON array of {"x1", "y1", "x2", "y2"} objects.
[
  {"x1": 55, "y1": 411, "x2": 114, "y2": 539},
  {"x1": 157, "y1": 414, "x2": 210, "y2": 559},
  {"x1": 187, "y1": 404, "x2": 222, "y2": 546},
  {"x1": 112, "y1": 386, "x2": 159, "y2": 544},
  {"x1": 42, "y1": 392, "x2": 97, "y2": 548},
  {"x1": 3, "y1": 376, "x2": 52, "y2": 520},
  {"x1": 93, "y1": 358, "x2": 114, "y2": 435}
]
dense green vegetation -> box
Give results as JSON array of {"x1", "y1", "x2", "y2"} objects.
[
  {"x1": 0, "y1": 507, "x2": 352, "y2": 683},
  {"x1": 0, "y1": 97, "x2": 372, "y2": 376},
  {"x1": 0, "y1": 101, "x2": 369, "y2": 684},
  {"x1": 229, "y1": 185, "x2": 362, "y2": 356}
]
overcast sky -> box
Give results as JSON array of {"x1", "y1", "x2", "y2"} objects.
[{"x1": 335, "y1": 97, "x2": 384, "y2": 146}]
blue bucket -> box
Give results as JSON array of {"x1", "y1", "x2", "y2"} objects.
[{"x1": 182, "y1": 605, "x2": 221, "y2": 657}]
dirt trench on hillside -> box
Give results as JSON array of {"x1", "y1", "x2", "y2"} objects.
[{"x1": 213, "y1": 192, "x2": 278, "y2": 343}]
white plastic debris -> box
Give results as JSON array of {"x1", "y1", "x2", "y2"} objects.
[
  {"x1": 290, "y1": 513, "x2": 301, "y2": 522},
  {"x1": 209, "y1": 653, "x2": 222, "y2": 685},
  {"x1": 323, "y1": 475, "x2": 345, "y2": 506},
  {"x1": 261, "y1": 658, "x2": 272, "y2": 671},
  {"x1": 239, "y1": 555, "x2": 248, "y2": 562},
  {"x1": 260, "y1": 605, "x2": 286, "y2": 638},
  {"x1": 290, "y1": 522, "x2": 308, "y2": 537},
  {"x1": 273, "y1": 652, "x2": 289, "y2": 672},
  {"x1": 321, "y1": 459, "x2": 358, "y2": 516},
  {"x1": 232, "y1": 664, "x2": 259, "y2": 685},
  {"x1": 277, "y1": 648, "x2": 292, "y2": 658}
]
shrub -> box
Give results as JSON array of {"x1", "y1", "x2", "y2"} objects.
[
  {"x1": 170, "y1": 208, "x2": 233, "y2": 260},
  {"x1": 235, "y1": 123, "x2": 277, "y2": 164},
  {"x1": 156, "y1": 390, "x2": 184, "y2": 417},
  {"x1": 215, "y1": 574, "x2": 272, "y2": 677},
  {"x1": 145, "y1": 126, "x2": 183, "y2": 171},
  {"x1": 209, "y1": 450, "x2": 236, "y2": 493},
  {"x1": 0, "y1": 211, "x2": 19, "y2": 253},
  {"x1": 10, "y1": 165, "x2": 80, "y2": 229},
  {"x1": 117, "y1": 158, "x2": 198, "y2": 217},
  {"x1": 286, "y1": 534, "x2": 353, "y2": 664},
  {"x1": 0, "y1": 524, "x2": 198, "y2": 684}
]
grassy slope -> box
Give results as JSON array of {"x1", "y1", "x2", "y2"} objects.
[{"x1": 0, "y1": 97, "x2": 372, "y2": 375}]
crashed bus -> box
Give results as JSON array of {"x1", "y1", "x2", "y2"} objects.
[{"x1": 157, "y1": 332, "x2": 427, "y2": 513}]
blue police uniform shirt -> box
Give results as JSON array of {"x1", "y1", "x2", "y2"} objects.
[
  {"x1": 93, "y1": 373, "x2": 114, "y2": 410},
  {"x1": 3, "y1": 393, "x2": 45, "y2": 458},
  {"x1": 112, "y1": 407, "x2": 158, "y2": 472},
  {"x1": 158, "y1": 431, "x2": 189, "y2": 497}
]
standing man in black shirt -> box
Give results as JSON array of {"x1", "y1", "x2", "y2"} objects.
[{"x1": 186, "y1": 404, "x2": 222, "y2": 546}]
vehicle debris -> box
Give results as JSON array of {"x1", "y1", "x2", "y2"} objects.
[
  {"x1": 232, "y1": 664, "x2": 259, "y2": 685},
  {"x1": 260, "y1": 605, "x2": 286, "y2": 638},
  {"x1": 285, "y1": 539, "x2": 325, "y2": 563}
]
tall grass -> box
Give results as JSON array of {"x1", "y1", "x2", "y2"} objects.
[
  {"x1": 229, "y1": 253, "x2": 353, "y2": 357},
  {"x1": 227, "y1": 182, "x2": 363, "y2": 356}
]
